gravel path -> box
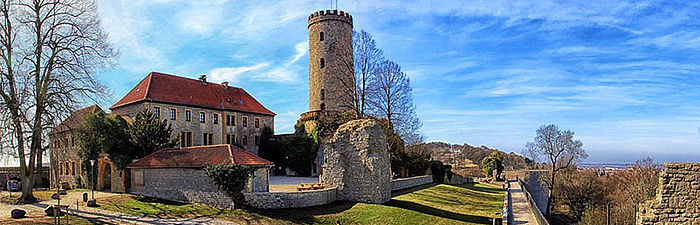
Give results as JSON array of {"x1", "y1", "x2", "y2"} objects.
[
  {"x1": 508, "y1": 180, "x2": 538, "y2": 225},
  {"x1": 0, "y1": 191, "x2": 237, "y2": 224}
]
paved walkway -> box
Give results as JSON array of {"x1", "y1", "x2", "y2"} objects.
[
  {"x1": 509, "y1": 180, "x2": 538, "y2": 225},
  {"x1": 0, "y1": 191, "x2": 236, "y2": 224}
]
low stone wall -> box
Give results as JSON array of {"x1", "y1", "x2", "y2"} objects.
[
  {"x1": 130, "y1": 168, "x2": 235, "y2": 209},
  {"x1": 391, "y1": 175, "x2": 434, "y2": 191},
  {"x1": 638, "y1": 163, "x2": 700, "y2": 225},
  {"x1": 244, "y1": 188, "x2": 337, "y2": 209}
]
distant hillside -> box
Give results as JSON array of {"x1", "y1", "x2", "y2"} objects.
[{"x1": 417, "y1": 142, "x2": 530, "y2": 177}]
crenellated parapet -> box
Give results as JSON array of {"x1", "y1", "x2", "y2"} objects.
[{"x1": 308, "y1": 10, "x2": 353, "y2": 28}]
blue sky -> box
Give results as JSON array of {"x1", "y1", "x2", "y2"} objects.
[{"x1": 94, "y1": 0, "x2": 700, "y2": 163}]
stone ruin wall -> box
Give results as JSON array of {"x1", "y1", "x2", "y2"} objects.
[
  {"x1": 638, "y1": 163, "x2": 700, "y2": 225},
  {"x1": 322, "y1": 119, "x2": 391, "y2": 204}
]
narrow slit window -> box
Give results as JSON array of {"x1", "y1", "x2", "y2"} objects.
[
  {"x1": 320, "y1": 58, "x2": 325, "y2": 68},
  {"x1": 320, "y1": 32, "x2": 325, "y2": 41}
]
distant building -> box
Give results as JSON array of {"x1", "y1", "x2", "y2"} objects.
[
  {"x1": 110, "y1": 72, "x2": 276, "y2": 155},
  {"x1": 48, "y1": 105, "x2": 104, "y2": 189}
]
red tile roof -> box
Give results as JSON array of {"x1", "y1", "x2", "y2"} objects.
[
  {"x1": 50, "y1": 105, "x2": 104, "y2": 135},
  {"x1": 110, "y1": 72, "x2": 275, "y2": 116},
  {"x1": 127, "y1": 144, "x2": 274, "y2": 168}
]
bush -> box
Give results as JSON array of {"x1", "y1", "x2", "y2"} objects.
[
  {"x1": 204, "y1": 164, "x2": 254, "y2": 205},
  {"x1": 281, "y1": 135, "x2": 318, "y2": 177},
  {"x1": 430, "y1": 161, "x2": 447, "y2": 184}
]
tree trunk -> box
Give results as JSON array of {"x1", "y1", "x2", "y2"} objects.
[{"x1": 20, "y1": 171, "x2": 36, "y2": 202}]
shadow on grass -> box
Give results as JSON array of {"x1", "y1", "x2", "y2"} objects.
[
  {"x1": 457, "y1": 183, "x2": 505, "y2": 194},
  {"x1": 386, "y1": 199, "x2": 492, "y2": 223},
  {"x1": 254, "y1": 201, "x2": 357, "y2": 224},
  {"x1": 391, "y1": 183, "x2": 438, "y2": 197}
]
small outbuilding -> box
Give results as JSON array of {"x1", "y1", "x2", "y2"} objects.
[{"x1": 127, "y1": 144, "x2": 273, "y2": 208}]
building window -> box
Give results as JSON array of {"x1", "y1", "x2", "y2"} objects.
[
  {"x1": 199, "y1": 112, "x2": 206, "y2": 123},
  {"x1": 71, "y1": 137, "x2": 75, "y2": 147},
  {"x1": 65, "y1": 162, "x2": 70, "y2": 175},
  {"x1": 170, "y1": 108, "x2": 176, "y2": 120},
  {"x1": 213, "y1": 114, "x2": 219, "y2": 124},
  {"x1": 185, "y1": 110, "x2": 191, "y2": 121},
  {"x1": 180, "y1": 132, "x2": 192, "y2": 147},
  {"x1": 320, "y1": 89, "x2": 325, "y2": 100},
  {"x1": 320, "y1": 32, "x2": 324, "y2": 41},
  {"x1": 71, "y1": 162, "x2": 76, "y2": 176},
  {"x1": 58, "y1": 163, "x2": 62, "y2": 175},
  {"x1": 255, "y1": 135, "x2": 260, "y2": 146},
  {"x1": 242, "y1": 135, "x2": 248, "y2": 146},
  {"x1": 226, "y1": 134, "x2": 233, "y2": 145},
  {"x1": 320, "y1": 103, "x2": 326, "y2": 111},
  {"x1": 254, "y1": 118, "x2": 260, "y2": 128},
  {"x1": 226, "y1": 115, "x2": 232, "y2": 126},
  {"x1": 242, "y1": 117, "x2": 248, "y2": 127},
  {"x1": 203, "y1": 133, "x2": 213, "y2": 145},
  {"x1": 154, "y1": 107, "x2": 160, "y2": 118},
  {"x1": 320, "y1": 58, "x2": 325, "y2": 68}
]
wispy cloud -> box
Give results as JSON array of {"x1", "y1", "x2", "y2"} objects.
[{"x1": 209, "y1": 63, "x2": 270, "y2": 83}]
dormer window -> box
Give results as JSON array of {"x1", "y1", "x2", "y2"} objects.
[{"x1": 320, "y1": 32, "x2": 324, "y2": 41}]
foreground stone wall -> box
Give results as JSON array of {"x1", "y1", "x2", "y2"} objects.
[
  {"x1": 638, "y1": 163, "x2": 700, "y2": 225},
  {"x1": 244, "y1": 188, "x2": 337, "y2": 209},
  {"x1": 323, "y1": 119, "x2": 391, "y2": 204},
  {"x1": 130, "y1": 168, "x2": 235, "y2": 209},
  {"x1": 391, "y1": 175, "x2": 433, "y2": 191}
]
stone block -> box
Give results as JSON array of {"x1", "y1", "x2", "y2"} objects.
[{"x1": 10, "y1": 209, "x2": 25, "y2": 219}]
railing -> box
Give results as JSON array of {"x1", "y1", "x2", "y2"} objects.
[{"x1": 518, "y1": 179, "x2": 549, "y2": 225}]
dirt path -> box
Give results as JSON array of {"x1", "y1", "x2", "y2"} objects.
[{"x1": 0, "y1": 191, "x2": 236, "y2": 224}]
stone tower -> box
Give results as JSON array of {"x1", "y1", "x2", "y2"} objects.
[{"x1": 307, "y1": 10, "x2": 354, "y2": 112}]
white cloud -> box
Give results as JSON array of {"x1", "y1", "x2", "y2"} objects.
[
  {"x1": 209, "y1": 63, "x2": 270, "y2": 83},
  {"x1": 288, "y1": 41, "x2": 308, "y2": 65}
]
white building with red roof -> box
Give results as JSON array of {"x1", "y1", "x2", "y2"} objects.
[
  {"x1": 111, "y1": 72, "x2": 275, "y2": 155},
  {"x1": 127, "y1": 144, "x2": 273, "y2": 208}
]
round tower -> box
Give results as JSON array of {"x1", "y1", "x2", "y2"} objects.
[{"x1": 307, "y1": 10, "x2": 354, "y2": 113}]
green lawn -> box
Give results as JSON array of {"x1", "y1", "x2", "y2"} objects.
[{"x1": 95, "y1": 183, "x2": 504, "y2": 225}]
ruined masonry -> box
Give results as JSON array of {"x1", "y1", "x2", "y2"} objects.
[
  {"x1": 322, "y1": 119, "x2": 391, "y2": 204},
  {"x1": 638, "y1": 163, "x2": 700, "y2": 225}
]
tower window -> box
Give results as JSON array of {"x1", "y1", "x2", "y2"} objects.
[
  {"x1": 320, "y1": 58, "x2": 325, "y2": 68},
  {"x1": 321, "y1": 89, "x2": 325, "y2": 100},
  {"x1": 320, "y1": 103, "x2": 326, "y2": 111},
  {"x1": 320, "y1": 32, "x2": 324, "y2": 41}
]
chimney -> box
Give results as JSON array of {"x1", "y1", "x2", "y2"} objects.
[
  {"x1": 199, "y1": 75, "x2": 207, "y2": 85},
  {"x1": 222, "y1": 82, "x2": 229, "y2": 89}
]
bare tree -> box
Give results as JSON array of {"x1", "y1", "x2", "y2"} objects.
[
  {"x1": 352, "y1": 30, "x2": 382, "y2": 118},
  {"x1": 367, "y1": 60, "x2": 422, "y2": 142},
  {"x1": 0, "y1": 0, "x2": 115, "y2": 202},
  {"x1": 524, "y1": 124, "x2": 587, "y2": 216}
]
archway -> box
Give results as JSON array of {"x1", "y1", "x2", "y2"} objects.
[
  {"x1": 96, "y1": 157, "x2": 114, "y2": 191},
  {"x1": 103, "y1": 163, "x2": 112, "y2": 191}
]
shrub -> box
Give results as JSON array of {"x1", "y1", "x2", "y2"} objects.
[{"x1": 204, "y1": 164, "x2": 254, "y2": 205}]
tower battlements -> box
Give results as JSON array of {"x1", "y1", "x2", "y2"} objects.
[{"x1": 308, "y1": 10, "x2": 353, "y2": 28}]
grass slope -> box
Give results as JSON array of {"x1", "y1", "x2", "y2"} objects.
[{"x1": 94, "y1": 183, "x2": 504, "y2": 225}]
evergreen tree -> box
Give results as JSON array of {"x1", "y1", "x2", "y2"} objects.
[{"x1": 128, "y1": 110, "x2": 179, "y2": 158}]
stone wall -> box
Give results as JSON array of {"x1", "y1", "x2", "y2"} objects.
[
  {"x1": 391, "y1": 175, "x2": 433, "y2": 191},
  {"x1": 112, "y1": 101, "x2": 274, "y2": 155},
  {"x1": 244, "y1": 188, "x2": 337, "y2": 209},
  {"x1": 638, "y1": 163, "x2": 700, "y2": 225},
  {"x1": 130, "y1": 167, "x2": 236, "y2": 209},
  {"x1": 323, "y1": 119, "x2": 391, "y2": 204},
  {"x1": 49, "y1": 131, "x2": 85, "y2": 189},
  {"x1": 521, "y1": 170, "x2": 549, "y2": 215}
]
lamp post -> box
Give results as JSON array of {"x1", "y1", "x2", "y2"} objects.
[{"x1": 89, "y1": 159, "x2": 96, "y2": 200}]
